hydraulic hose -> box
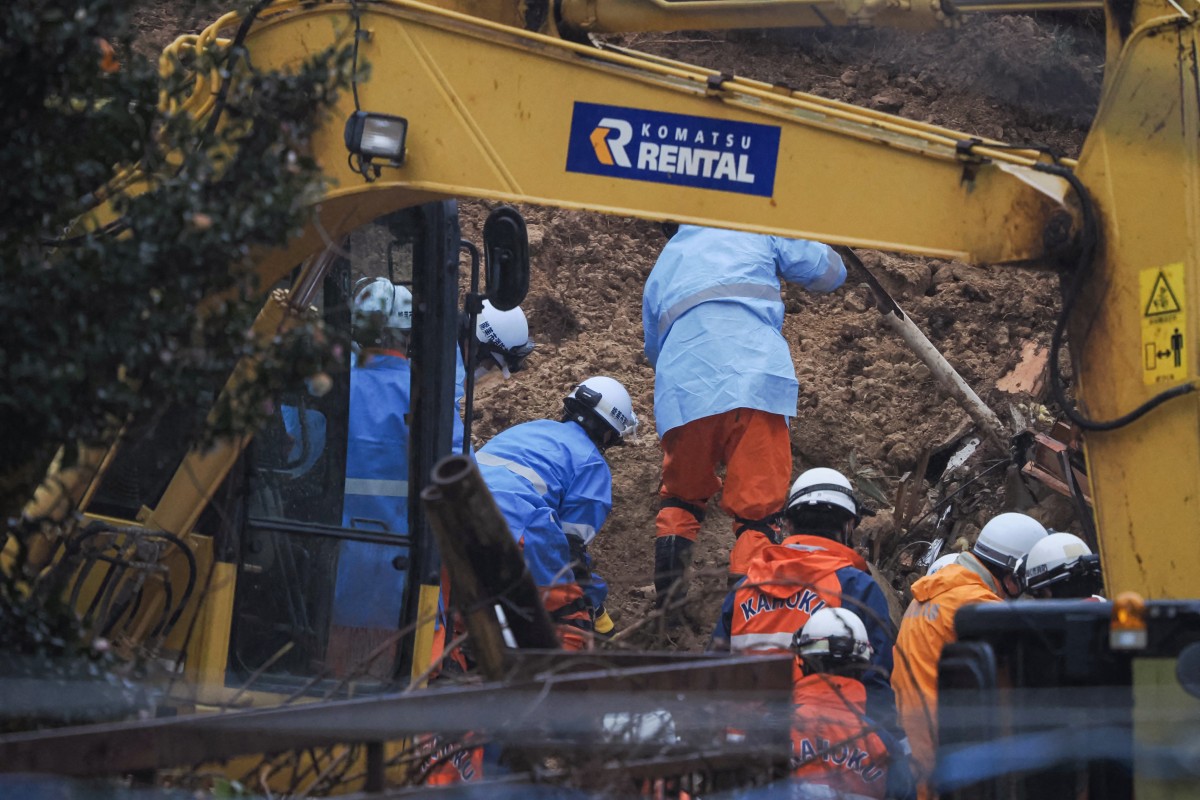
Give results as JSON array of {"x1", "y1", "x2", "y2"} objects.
[{"x1": 1034, "y1": 162, "x2": 1196, "y2": 431}]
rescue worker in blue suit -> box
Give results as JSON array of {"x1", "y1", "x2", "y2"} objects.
[
  {"x1": 642, "y1": 225, "x2": 846, "y2": 609},
  {"x1": 341, "y1": 277, "x2": 467, "y2": 531},
  {"x1": 476, "y1": 376, "x2": 638, "y2": 648},
  {"x1": 332, "y1": 277, "x2": 466, "y2": 669},
  {"x1": 452, "y1": 300, "x2": 536, "y2": 452}
]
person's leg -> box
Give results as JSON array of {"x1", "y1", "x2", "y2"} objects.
[
  {"x1": 720, "y1": 409, "x2": 792, "y2": 581},
  {"x1": 541, "y1": 583, "x2": 593, "y2": 650},
  {"x1": 521, "y1": 504, "x2": 592, "y2": 649},
  {"x1": 654, "y1": 414, "x2": 727, "y2": 607}
]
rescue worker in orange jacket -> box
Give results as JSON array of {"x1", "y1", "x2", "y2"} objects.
[
  {"x1": 790, "y1": 607, "x2": 913, "y2": 800},
  {"x1": 712, "y1": 468, "x2": 902, "y2": 747},
  {"x1": 891, "y1": 512, "x2": 1048, "y2": 797}
]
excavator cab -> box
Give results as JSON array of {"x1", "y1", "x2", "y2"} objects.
[{"x1": 78, "y1": 201, "x2": 463, "y2": 699}]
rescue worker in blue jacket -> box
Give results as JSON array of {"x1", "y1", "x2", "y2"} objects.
[
  {"x1": 332, "y1": 277, "x2": 468, "y2": 664},
  {"x1": 451, "y1": 300, "x2": 537, "y2": 454},
  {"x1": 476, "y1": 376, "x2": 638, "y2": 647},
  {"x1": 642, "y1": 225, "x2": 846, "y2": 608}
]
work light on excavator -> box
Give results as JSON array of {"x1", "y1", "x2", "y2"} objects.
[{"x1": 344, "y1": 110, "x2": 408, "y2": 179}]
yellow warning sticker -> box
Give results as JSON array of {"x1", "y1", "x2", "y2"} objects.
[{"x1": 1140, "y1": 262, "x2": 1187, "y2": 385}]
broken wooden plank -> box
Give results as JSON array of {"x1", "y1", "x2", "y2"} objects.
[{"x1": 996, "y1": 341, "x2": 1049, "y2": 397}]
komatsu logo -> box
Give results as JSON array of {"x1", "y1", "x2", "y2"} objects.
[
  {"x1": 567, "y1": 102, "x2": 780, "y2": 197},
  {"x1": 591, "y1": 117, "x2": 634, "y2": 167}
]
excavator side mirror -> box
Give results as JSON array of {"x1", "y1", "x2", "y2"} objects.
[{"x1": 482, "y1": 206, "x2": 529, "y2": 311}]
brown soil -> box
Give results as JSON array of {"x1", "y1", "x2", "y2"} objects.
[{"x1": 461, "y1": 17, "x2": 1103, "y2": 651}]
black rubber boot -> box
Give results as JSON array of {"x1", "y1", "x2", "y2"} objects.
[{"x1": 654, "y1": 535, "x2": 693, "y2": 610}]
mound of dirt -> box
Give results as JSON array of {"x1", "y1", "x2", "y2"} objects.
[{"x1": 463, "y1": 15, "x2": 1101, "y2": 651}]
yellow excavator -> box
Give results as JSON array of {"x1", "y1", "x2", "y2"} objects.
[{"x1": 3, "y1": 0, "x2": 1199, "y2": 795}]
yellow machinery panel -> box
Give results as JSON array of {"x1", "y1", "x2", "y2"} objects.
[{"x1": 1075, "y1": 1, "x2": 1200, "y2": 599}]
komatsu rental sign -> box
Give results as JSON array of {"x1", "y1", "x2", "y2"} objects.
[{"x1": 566, "y1": 102, "x2": 780, "y2": 197}]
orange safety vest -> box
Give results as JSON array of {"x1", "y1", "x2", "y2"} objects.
[
  {"x1": 891, "y1": 555, "x2": 1001, "y2": 793},
  {"x1": 730, "y1": 535, "x2": 870, "y2": 653},
  {"x1": 792, "y1": 670, "x2": 890, "y2": 800}
]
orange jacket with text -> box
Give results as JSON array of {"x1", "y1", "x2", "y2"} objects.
[
  {"x1": 713, "y1": 535, "x2": 901, "y2": 742},
  {"x1": 720, "y1": 535, "x2": 868, "y2": 653},
  {"x1": 792, "y1": 671, "x2": 890, "y2": 799},
  {"x1": 891, "y1": 555, "x2": 1002, "y2": 793}
]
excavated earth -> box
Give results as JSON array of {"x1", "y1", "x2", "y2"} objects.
[{"x1": 140, "y1": 7, "x2": 1105, "y2": 651}]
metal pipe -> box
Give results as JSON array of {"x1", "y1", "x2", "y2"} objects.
[
  {"x1": 421, "y1": 454, "x2": 559, "y2": 679},
  {"x1": 951, "y1": 0, "x2": 1101, "y2": 11},
  {"x1": 0, "y1": 654, "x2": 793, "y2": 777},
  {"x1": 835, "y1": 247, "x2": 1009, "y2": 452}
]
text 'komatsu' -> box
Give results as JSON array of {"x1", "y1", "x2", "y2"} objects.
[{"x1": 566, "y1": 101, "x2": 780, "y2": 197}]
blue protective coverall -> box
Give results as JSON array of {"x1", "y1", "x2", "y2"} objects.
[
  {"x1": 642, "y1": 225, "x2": 846, "y2": 437},
  {"x1": 476, "y1": 419, "x2": 612, "y2": 634},
  {"x1": 335, "y1": 350, "x2": 464, "y2": 630},
  {"x1": 336, "y1": 350, "x2": 413, "y2": 631}
]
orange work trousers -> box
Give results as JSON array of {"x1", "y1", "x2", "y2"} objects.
[
  {"x1": 542, "y1": 583, "x2": 594, "y2": 651},
  {"x1": 655, "y1": 408, "x2": 791, "y2": 575}
]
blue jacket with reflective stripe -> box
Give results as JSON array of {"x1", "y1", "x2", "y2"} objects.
[
  {"x1": 642, "y1": 225, "x2": 846, "y2": 436},
  {"x1": 343, "y1": 352, "x2": 413, "y2": 535},
  {"x1": 335, "y1": 350, "x2": 466, "y2": 629},
  {"x1": 336, "y1": 352, "x2": 412, "y2": 630},
  {"x1": 477, "y1": 419, "x2": 611, "y2": 603},
  {"x1": 341, "y1": 351, "x2": 466, "y2": 532}
]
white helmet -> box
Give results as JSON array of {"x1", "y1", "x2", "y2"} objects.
[
  {"x1": 1019, "y1": 532, "x2": 1103, "y2": 598},
  {"x1": 564, "y1": 376, "x2": 638, "y2": 443},
  {"x1": 785, "y1": 467, "x2": 859, "y2": 520},
  {"x1": 973, "y1": 512, "x2": 1048, "y2": 573},
  {"x1": 475, "y1": 300, "x2": 535, "y2": 372},
  {"x1": 926, "y1": 553, "x2": 960, "y2": 575},
  {"x1": 353, "y1": 277, "x2": 412, "y2": 332},
  {"x1": 476, "y1": 300, "x2": 529, "y2": 350},
  {"x1": 792, "y1": 607, "x2": 872, "y2": 664}
]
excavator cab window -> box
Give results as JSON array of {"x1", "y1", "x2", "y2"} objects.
[
  {"x1": 227, "y1": 203, "x2": 458, "y2": 693},
  {"x1": 74, "y1": 203, "x2": 458, "y2": 697}
]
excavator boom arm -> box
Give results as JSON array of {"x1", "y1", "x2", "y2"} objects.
[{"x1": 202, "y1": 0, "x2": 1075, "y2": 291}]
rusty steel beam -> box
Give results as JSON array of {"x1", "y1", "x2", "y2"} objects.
[{"x1": 0, "y1": 654, "x2": 793, "y2": 778}]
